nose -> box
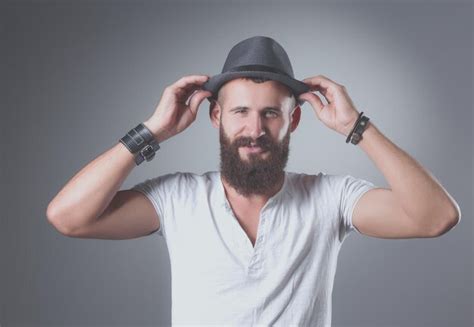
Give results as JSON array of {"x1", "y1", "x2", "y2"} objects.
[{"x1": 246, "y1": 113, "x2": 266, "y2": 140}]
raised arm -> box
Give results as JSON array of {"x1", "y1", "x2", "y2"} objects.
[
  {"x1": 298, "y1": 75, "x2": 460, "y2": 239},
  {"x1": 46, "y1": 74, "x2": 212, "y2": 239}
]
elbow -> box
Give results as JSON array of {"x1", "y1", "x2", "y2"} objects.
[
  {"x1": 46, "y1": 204, "x2": 75, "y2": 236},
  {"x1": 431, "y1": 205, "x2": 462, "y2": 237}
]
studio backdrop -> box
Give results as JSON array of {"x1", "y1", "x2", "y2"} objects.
[{"x1": 1, "y1": 1, "x2": 472, "y2": 326}]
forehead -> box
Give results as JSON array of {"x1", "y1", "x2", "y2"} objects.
[{"x1": 218, "y1": 78, "x2": 293, "y2": 109}]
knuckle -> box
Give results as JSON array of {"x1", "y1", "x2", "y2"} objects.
[{"x1": 167, "y1": 85, "x2": 178, "y2": 94}]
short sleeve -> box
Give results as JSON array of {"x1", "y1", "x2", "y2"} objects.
[
  {"x1": 130, "y1": 173, "x2": 179, "y2": 237},
  {"x1": 339, "y1": 174, "x2": 377, "y2": 238}
]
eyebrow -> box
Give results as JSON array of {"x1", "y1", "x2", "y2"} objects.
[{"x1": 229, "y1": 106, "x2": 282, "y2": 112}]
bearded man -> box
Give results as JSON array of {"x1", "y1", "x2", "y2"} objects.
[{"x1": 47, "y1": 36, "x2": 461, "y2": 326}]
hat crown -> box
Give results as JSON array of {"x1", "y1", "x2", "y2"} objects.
[{"x1": 221, "y1": 36, "x2": 295, "y2": 78}]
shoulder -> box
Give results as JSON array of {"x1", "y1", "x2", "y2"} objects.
[
  {"x1": 158, "y1": 171, "x2": 218, "y2": 187},
  {"x1": 285, "y1": 171, "x2": 324, "y2": 197},
  {"x1": 161, "y1": 170, "x2": 220, "y2": 191},
  {"x1": 286, "y1": 171, "x2": 323, "y2": 187},
  {"x1": 131, "y1": 171, "x2": 219, "y2": 199},
  {"x1": 131, "y1": 171, "x2": 207, "y2": 191},
  {"x1": 311, "y1": 171, "x2": 352, "y2": 187},
  {"x1": 286, "y1": 171, "x2": 362, "y2": 195},
  {"x1": 320, "y1": 172, "x2": 375, "y2": 188}
]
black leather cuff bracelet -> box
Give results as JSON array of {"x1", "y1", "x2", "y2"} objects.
[
  {"x1": 134, "y1": 138, "x2": 160, "y2": 166},
  {"x1": 119, "y1": 123, "x2": 160, "y2": 165},
  {"x1": 345, "y1": 112, "x2": 370, "y2": 145},
  {"x1": 120, "y1": 123, "x2": 156, "y2": 154}
]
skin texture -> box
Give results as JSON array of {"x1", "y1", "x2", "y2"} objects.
[
  {"x1": 298, "y1": 74, "x2": 460, "y2": 237},
  {"x1": 210, "y1": 78, "x2": 301, "y2": 205},
  {"x1": 218, "y1": 117, "x2": 290, "y2": 197},
  {"x1": 144, "y1": 74, "x2": 459, "y2": 239}
]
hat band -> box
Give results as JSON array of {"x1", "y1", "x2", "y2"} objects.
[{"x1": 227, "y1": 64, "x2": 291, "y2": 77}]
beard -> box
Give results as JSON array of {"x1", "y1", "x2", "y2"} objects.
[{"x1": 219, "y1": 124, "x2": 290, "y2": 197}]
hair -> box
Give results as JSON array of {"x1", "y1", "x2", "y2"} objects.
[{"x1": 209, "y1": 76, "x2": 296, "y2": 115}]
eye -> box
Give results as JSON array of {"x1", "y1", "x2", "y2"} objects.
[
  {"x1": 235, "y1": 109, "x2": 247, "y2": 114},
  {"x1": 265, "y1": 111, "x2": 279, "y2": 118}
]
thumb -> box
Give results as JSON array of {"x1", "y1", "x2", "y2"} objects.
[
  {"x1": 188, "y1": 90, "x2": 213, "y2": 117},
  {"x1": 299, "y1": 92, "x2": 324, "y2": 117}
]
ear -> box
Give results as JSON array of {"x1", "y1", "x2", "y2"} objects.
[
  {"x1": 209, "y1": 99, "x2": 221, "y2": 129},
  {"x1": 289, "y1": 106, "x2": 301, "y2": 132}
]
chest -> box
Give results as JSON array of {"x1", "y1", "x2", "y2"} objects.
[{"x1": 230, "y1": 206, "x2": 262, "y2": 247}]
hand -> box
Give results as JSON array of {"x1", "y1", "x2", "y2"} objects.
[
  {"x1": 144, "y1": 74, "x2": 212, "y2": 143},
  {"x1": 297, "y1": 75, "x2": 361, "y2": 137}
]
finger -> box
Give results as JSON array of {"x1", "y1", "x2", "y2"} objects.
[
  {"x1": 300, "y1": 88, "x2": 333, "y2": 104},
  {"x1": 298, "y1": 92, "x2": 324, "y2": 117},
  {"x1": 176, "y1": 83, "x2": 209, "y2": 100},
  {"x1": 173, "y1": 75, "x2": 210, "y2": 90},
  {"x1": 188, "y1": 90, "x2": 213, "y2": 117},
  {"x1": 302, "y1": 75, "x2": 338, "y2": 89},
  {"x1": 172, "y1": 76, "x2": 211, "y2": 101},
  {"x1": 302, "y1": 77, "x2": 336, "y2": 103}
]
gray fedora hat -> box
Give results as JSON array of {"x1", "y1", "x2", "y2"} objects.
[{"x1": 202, "y1": 35, "x2": 309, "y2": 107}]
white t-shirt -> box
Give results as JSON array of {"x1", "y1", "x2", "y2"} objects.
[{"x1": 131, "y1": 170, "x2": 377, "y2": 326}]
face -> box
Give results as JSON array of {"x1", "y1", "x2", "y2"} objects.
[{"x1": 210, "y1": 78, "x2": 301, "y2": 196}]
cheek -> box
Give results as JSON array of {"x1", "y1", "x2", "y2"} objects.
[
  {"x1": 277, "y1": 128, "x2": 287, "y2": 140},
  {"x1": 221, "y1": 116, "x2": 242, "y2": 135},
  {"x1": 275, "y1": 120, "x2": 290, "y2": 140}
]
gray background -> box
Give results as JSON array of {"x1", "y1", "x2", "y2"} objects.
[{"x1": 1, "y1": 0, "x2": 472, "y2": 326}]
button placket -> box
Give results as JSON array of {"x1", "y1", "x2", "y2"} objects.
[
  {"x1": 247, "y1": 210, "x2": 268, "y2": 271},
  {"x1": 217, "y1": 171, "x2": 287, "y2": 276},
  {"x1": 223, "y1": 199, "x2": 254, "y2": 258}
]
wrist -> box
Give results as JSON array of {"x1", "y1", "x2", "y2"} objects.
[
  {"x1": 143, "y1": 120, "x2": 169, "y2": 143},
  {"x1": 342, "y1": 117, "x2": 359, "y2": 138},
  {"x1": 345, "y1": 112, "x2": 370, "y2": 145}
]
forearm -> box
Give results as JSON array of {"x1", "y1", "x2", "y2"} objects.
[
  {"x1": 46, "y1": 141, "x2": 137, "y2": 234},
  {"x1": 355, "y1": 120, "x2": 460, "y2": 231}
]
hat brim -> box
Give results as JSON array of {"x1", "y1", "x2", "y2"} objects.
[{"x1": 202, "y1": 71, "x2": 310, "y2": 107}]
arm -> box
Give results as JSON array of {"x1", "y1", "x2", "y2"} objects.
[
  {"x1": 46, "y1": 74, "x2": 211, "y2": 238},
  {"x1": 352, "y1": 120, "x2": 460, "y2": 238},
  {"x1": 46, "y1": 126, "x2": 166, "y2": 237},
  {"x1": 298, "y1": 75, "x2": 461, "y2": 239}
]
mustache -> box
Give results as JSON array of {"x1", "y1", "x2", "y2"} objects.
[{"x1": 232, "y1": 136, "x2": 273, "y2": 149}]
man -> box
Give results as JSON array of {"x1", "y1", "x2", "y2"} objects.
[{"x1": 46, "y1": 36, "x2": 461, "y2": 326}]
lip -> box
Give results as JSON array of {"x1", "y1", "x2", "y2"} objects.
[{"x1": 242, "y1": 145, "x2": 266, "y2": 153}]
